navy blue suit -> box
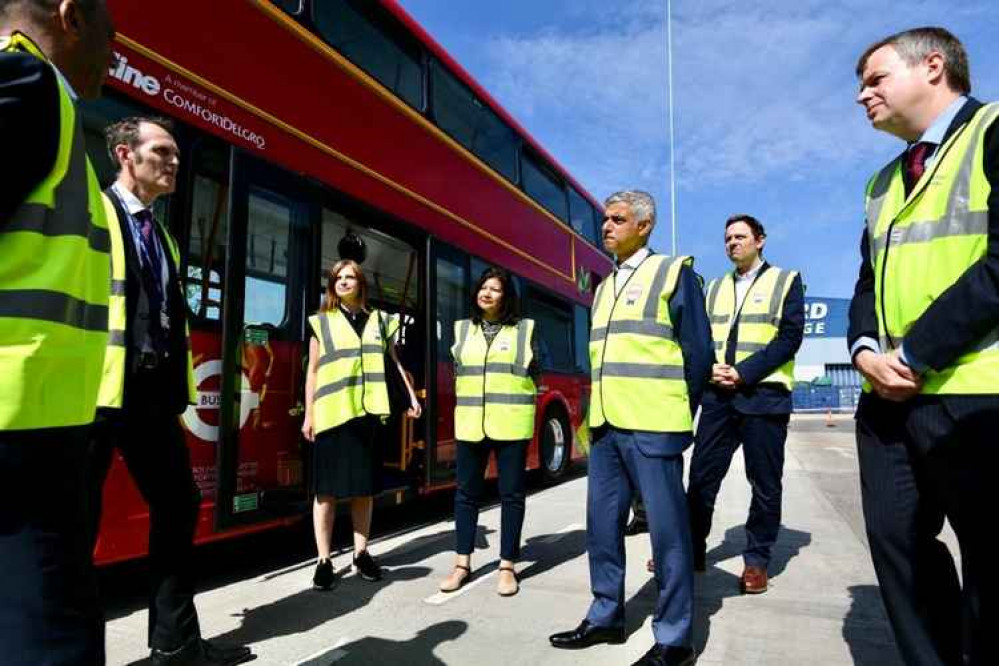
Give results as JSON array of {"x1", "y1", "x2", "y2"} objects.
[
  {"x1": 687, "y1": 264, "x2": 804, "y2": 569},
  {"x1": 585, "y1": 262, "x2": 712, "y2": 647}
]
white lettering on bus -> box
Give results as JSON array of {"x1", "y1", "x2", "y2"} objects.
[
  {"x1": 108, "y1": 53, "x2": 160, "y2": 96},
  {"x1": 163, "y1": 89, "x2": 267, "y2": 149}
]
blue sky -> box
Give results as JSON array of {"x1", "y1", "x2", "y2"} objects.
[{"x1": 396, "y1": 0, "x2": 999, "y2": 297}]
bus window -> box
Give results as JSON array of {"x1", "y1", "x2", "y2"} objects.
[
  {"x1": 185, "y1": 139, "x2": 229, "y2": 322},
  {"x1": 312, "y1": 0, "x2": 424, "y2": 110},
  {"x1": 521, "y1": 151, "x2": 568, "y2": 222},
  {"x1": 272, "y1": 0, "x2": 301, "y2": 15},
  {"x1": 244, "y1": 189, "x2": 293, "y2": 328},
  {"x1": 574, "y1": 304, "x2": 591, "y2": 374},
  {"x1": 430, "y1": 59, "x2": 519, "y2": 183},
  {"x1": 568, "y1": 186, "x2": 597, "y2": 242},
  {"x1": 525, "y1": 288, "x2": 574, "y2": 372}
]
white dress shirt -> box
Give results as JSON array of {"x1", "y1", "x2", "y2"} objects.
[
  {"x1": 613, "y1": 246, "x2": 651, "y2": 296},
  {"x1": 733, "y1": 258, "x2": 764, "y2": 313}
]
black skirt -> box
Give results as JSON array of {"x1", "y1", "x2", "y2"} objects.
[{"x1": 312, "y1": 415, "x2": 381, "y2": 498}]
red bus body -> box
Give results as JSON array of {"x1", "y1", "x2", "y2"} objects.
[{"x1": 90, "y1": 0, "x2": 611, "y2": 565}]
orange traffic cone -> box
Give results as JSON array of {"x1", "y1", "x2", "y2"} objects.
[{"x1": 825, "y1": 407, "x2": 835, "y2": 428}]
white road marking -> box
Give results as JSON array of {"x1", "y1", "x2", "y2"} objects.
[
  {"x1": 294, "y1": 637, "x2": 350, "y2": 666},
  {"x1": 824, "y1": 447, "x2": 856, "y2": 459},
  {"x1": 422, "y1": 523, "x2": 583, "y2": 605}
]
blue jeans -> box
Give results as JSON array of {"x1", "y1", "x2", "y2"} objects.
[{"x1": 454, "y1": 439, "x2": 528, "y2": 561}]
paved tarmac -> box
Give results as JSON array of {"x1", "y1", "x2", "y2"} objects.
[{"x1": 102, "y1": 414, "x2": 940, "y2": 665}]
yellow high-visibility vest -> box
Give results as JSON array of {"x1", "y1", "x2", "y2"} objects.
[
  {"x1": 704, "y1": 266, "x2": 798, "y2": 390},
  {"x1": 452, "y1": 318, "x2": 536, "y2": 442},
  {"x1": 589, "y1": 254, "x2": 693, "y2": 432},
  {"x1": 96, "y1": 192, "x2": 197, "y2": 408},
  {"x1": 866, "y1": 103, "x2": 999, "y2": 394},
  {"x1": 0, "y1": 33, "x2": 110, "y2": 429},
  {"x1": 309, "y1": 308, "x2": 399, "y2": 433}
]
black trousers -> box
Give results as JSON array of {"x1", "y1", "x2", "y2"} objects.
[
  {"x1": 687, "y1": 397, "x2": 789, "y2": 568},
  {"x1": 856, "y1": 393, "x2": 997, "y2": 666},
  {"x1": 86, "y1": 369, "x2": 202, "y2": 652},
  {"x1": 0, "y1": 427, "x2": 104, "y2": 665},
  {"x1": 454, "y1": 439, "x2": 528, "y2": 561}
]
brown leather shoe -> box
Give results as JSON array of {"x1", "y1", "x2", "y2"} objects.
[{"x1": 740, "y1": 565, "x2": 768, "y2": 594}]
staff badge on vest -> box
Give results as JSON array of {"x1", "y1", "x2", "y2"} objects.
[
  {"x1": 625, "y1": 284, "x2": 643, "y2": 306},
  {"x1": 753, "y1": 292, "x2": 765, "y2": 305},
  {"x1": 497, "y1": 339, "x2": 511, "y2": 353}
]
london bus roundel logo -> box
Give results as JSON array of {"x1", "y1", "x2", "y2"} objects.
[{"x1": 181, "y1": 359, "x2": 260, "y2": 443}]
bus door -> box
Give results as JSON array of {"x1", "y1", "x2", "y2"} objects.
[
  {"x1": 214, "y1": 152, "x2": 314, "y2": 529},
  {"x1": 313, "y1": 204, "x2": 425, "y2": 495}
]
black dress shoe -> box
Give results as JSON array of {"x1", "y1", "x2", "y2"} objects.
[
  {"x1": 151, "y1": 639, "x2": 254, "y2": 665},
  {"x1": 631, "y1": 643, "x2": 696, "y2": 666},
  {"x1": 692, "y1": 546, "x2": 706, "y2": 573},
  {"x1": 549, "y1": 620, "x2": 625, "y2": 649},
  {"x1": 625, "y1": 516, "x2": 648, "y2": 535}
]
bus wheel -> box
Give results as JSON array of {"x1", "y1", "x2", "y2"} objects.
[{"x1": 540, "y1": 410, "x2": 570, "y2": 482}]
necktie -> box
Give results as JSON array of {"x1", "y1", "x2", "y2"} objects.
[
  {"x1": 905, "y1": 141, "x2": 932, "y2": 194},
  {"x1": 134, "y1": 209, "x2": 165, "y2": 312}
]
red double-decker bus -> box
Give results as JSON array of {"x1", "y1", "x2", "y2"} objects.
[{"x1": 84, "y1": 0, "x2": 612, "y2": 565}]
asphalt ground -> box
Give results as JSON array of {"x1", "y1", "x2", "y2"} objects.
[{"x1": 100, "y1": 414, "x2": 946, "y2": 665}]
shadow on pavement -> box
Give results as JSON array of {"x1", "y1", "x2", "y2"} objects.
[
  {"x1": 313, "y1": 620, "x2": 467, "y2": 666},
  {"x1": 518, "y1": 529, "x2": 587, "y2": 582},
  {"x1": 842, "y1": 585, "x2": 903, "y2": 666}
]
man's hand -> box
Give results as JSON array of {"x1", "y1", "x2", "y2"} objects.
[
  {"x1": 854, "y1": 349, "x2": 922, "y2": 401},
  {"x1": 711, "y1": 363, "x2": 740, "y2": 389}
]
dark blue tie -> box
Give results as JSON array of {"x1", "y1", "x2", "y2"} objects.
[{"x1": 135, "y1": 209, "x2": 164, "y2": 307}]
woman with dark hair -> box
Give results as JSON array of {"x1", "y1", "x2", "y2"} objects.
[
  {"x1": 302, "y1": 259, "x2": 421, "y2": 590},
  {"x1": 439, "y1": 267, "x2": 540, "y2": 597}
]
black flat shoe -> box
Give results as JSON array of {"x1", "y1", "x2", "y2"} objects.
[
  {"x1": 549, "y1": 620, "x2": 625, "y2": 649},
  {"x1": 313, "y1": 558, "x2": 337, "y2": 591},
  {"x1": 354, "y1": 549, "x2": 383, "y2": 582},
  {"x1": 631, "y1": 643, "x2": 696, "y2": 666}
]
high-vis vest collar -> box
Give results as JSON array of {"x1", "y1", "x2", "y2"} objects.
[
  {"x1": 865, "y1": 102, "x2": 999, "y2": 394},
  {"x1": 1, "y1": 35, "x2": 110, "y2": 429},
  {"x1": 451, "y1": 318, "x2": 536, "y2": 442},
  {"x1": 705, "y1": 266, "x2": 798, "y2": 390},
  {"x1": 309, "y1": 309, "x2": 398, "y2": 433},
  {"x1": 95, "y1": 193, "x2": 197, "y2": 408},
  {"x1": 589, "y1": 253, "x2": 693, "y2": 432}
]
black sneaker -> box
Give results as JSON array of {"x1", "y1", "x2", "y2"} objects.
[
  {"x1": 313, "y1": 558, "x2": 336, "y2": 590},
  {"x1": 353, "y1": 550, "x2": 382, "y2": 581}
]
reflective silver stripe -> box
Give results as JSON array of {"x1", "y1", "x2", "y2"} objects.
[
  {"x1": 314, "y1": 374, "x2": 363, "y2": 400},
  {"x1": 362, "y1": 343, "x2": 383, "y2": 354},
  {"x1": 455, "y1": 362, "x2": 528, "y2": 377},
  {"x1": 591, "y1": 320, "x2": 675, "y2": 341},
  {"x1": 110, "y1": 279, "x2": 126, "y2": 296},
  {"x1": 709, "y1": 314, "x2": 731, "y2": 324},
  {"x1": 713, "y1": 340, "x2": 724, "y2": 351},
  {"x1": 453, "y1": 319, "x2": 471, "y2": 365},
  {"x1": 318, "y1": 314, "x2": 340, "y2": 367},
  {"x1": 642, "y1": 257, "x2": 672, "y2": 320},
  {"x1": 108, "y1": 329, "x2": 126, "y2": 347},
  {"x1": 456, "y1": 393, "x2": 535, "y2": 407},
  {"x1": 865, "y1": 157, "x2": 901, "y2": 237},
  {"x1": 319, "y1": 348, "x2": 360, "y2": 367},
  {"x1": 0, "y1": 288, "x2": 108, "y2": 332},
  {"x1": 735, "y1": 342, "x2": 767, "y2": 353},
  {"x1": 871, "y1": 210, "x2": 989, "y2": 258},
  {"x1": 515, "y1": 319, "x2": 529, "y2": 369},
  {"x1": 6, "y1": 204, "x2": 111, "y2": 254},
  {"x1": 768, "y1": 269, "x2": 792, "y2": 324},
  {"x1": 363, "y1": 372, "x2": 385, "y2": 383},
  {"x1": 738, "y1": 313, "x2": 771, "y2": 324},
  {"x1": 600, "y1": 362, "x2": 684, "y2": 380}
]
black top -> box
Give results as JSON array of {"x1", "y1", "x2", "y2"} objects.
[{"x1": 0, "y1": 46, "x2": 60, "y2": 221}]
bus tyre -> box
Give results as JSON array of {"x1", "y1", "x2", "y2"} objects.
[{"x1": 540, "y1": 410, "x2": 570, "y2": 482}]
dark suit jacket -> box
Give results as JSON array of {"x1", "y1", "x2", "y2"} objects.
[
  {"x1": 0, "y1": 47, "x2": 59, "y2": 222},
  {"x1": 709, "y1": 263, "x2": 805, "y2": 415},
  {"x1": 847, "y1": 98, "x2": 999, "y2": 408},
  {"x1": 105, "y1": 188, "x2": 192, "y2": 416}
]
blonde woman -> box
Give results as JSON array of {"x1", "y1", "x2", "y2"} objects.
[{"x1": 302, "y1": 259, "x2": 420, "y2": 590}]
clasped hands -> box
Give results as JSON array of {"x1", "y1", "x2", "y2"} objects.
[
  {"x1": 854, "y1": 348, "x2": 922, "y2": 402},
  {"x1": 711, "y1": 363, "x2": 742, "y2": 389}
]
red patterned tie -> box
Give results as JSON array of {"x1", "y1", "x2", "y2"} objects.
[{"x1": 905, "y1": 141, "x2": 932, "y2": 194}]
